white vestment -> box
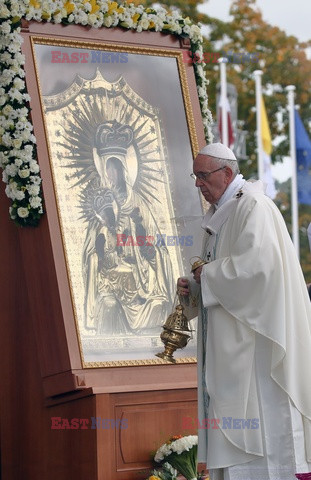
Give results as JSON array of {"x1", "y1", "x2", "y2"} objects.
[{"x1": 189, "y1": 177, "x2": 311, "y2": 479}]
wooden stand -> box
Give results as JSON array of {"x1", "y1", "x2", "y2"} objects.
[{"x1": 0, "y1": 22, "x2": 206, "y2": 480}]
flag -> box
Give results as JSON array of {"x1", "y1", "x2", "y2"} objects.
[
  {"x1": 261, "y1": 96, "x2": 277, "y2": 199},
  {"x1": 218, "y1": 96, "x2": 234, "y2": 147},
  {"x1": 295, "y1": 110, "x2": 311, "y2": 205}
]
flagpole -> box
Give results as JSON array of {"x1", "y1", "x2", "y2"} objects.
[
  {"x1": 286, "y1": 85, "x2": 299, "y2": 257},
  {"x1": 218, "y1": 57, "x2": 229, "y2": 147},
  {"x1": 254, "y1": 70, "x2": 264, "y2": 182}
]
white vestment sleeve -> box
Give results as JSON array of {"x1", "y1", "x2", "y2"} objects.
[
  {"x1": 201, "y1": 264, "x2": 219, "y2": 307},
  {"x1": 179, "y1": 275, "x2": 200, "y2": 320}
]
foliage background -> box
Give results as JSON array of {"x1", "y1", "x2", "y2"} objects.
[{"x1": 127, "y1": 0, "x2": 311, "y2": 281}]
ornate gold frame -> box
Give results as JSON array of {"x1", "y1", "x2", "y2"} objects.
[{"x1": 31, "y1": 35, "x2": 200, "y2": 368}]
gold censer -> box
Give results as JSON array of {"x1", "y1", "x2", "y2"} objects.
[
  {"x1": 155, "y1": 304, "x2": 192, "y2": 363},
  {"x1": 156, "y1": 256, "x2": 208, "y2": 363}
]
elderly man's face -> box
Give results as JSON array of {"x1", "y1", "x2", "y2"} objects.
[{"x1": 193, "y1": 154, "x2": 233, "y2": 204}]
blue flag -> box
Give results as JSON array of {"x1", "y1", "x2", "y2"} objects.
[{"x1": 295, "y1": 110, "x2": 311, "y2": 205}]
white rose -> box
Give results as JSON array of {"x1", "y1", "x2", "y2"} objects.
[
  {"x1": 12, "y1": 138, "x2": 23, "y2": 149},
  {"x1": 2, "y1": 104, "x2": 13, "y2": 116},
  {"x1": 103, "y1": 16, "x2": 113, "y2": 28},
  {"x1": 0, "y1": 5, "x2": 10, "y2": 18},
  {"x1": 139, "y1": 18, "x2": 149, "y2": 30},
  {"x1": 88, "y1": 14, "x2": 98, "y2": 26},
  {"x1": 13, "y1": 77, "x2": 25, "y2": 90},
  {"x1": 18, "y1": 168, "x2": 30, "y2": 178},
  {"x1": 17, "y1": 207, "x2": 29, "y2": 218}
]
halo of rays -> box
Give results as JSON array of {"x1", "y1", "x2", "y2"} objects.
[{"x1": 55, "y1": 70, "x2": 166, "y2": 211}]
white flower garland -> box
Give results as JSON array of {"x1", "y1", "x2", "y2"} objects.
[
  {"x1": 154, "y1": 435, "x2": 198, "y2": 463},
  {"x1": 0, "y1": 0, "x2": 212, "y2": 227}
]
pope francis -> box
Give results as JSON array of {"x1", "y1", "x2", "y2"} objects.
[{"x1": 178, "y1": 143, "x2": 311, "y2": 480}]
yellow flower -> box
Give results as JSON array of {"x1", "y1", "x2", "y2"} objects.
[
  {"x1": 131, "y1": 13, "x2": 140, "y2": 23},
  {"x1": 29, "y1": 0, "x2": 41, "y2": 8},
  {"x1": 148, "y1": 476, "x2": 161, "y2": 480},
  {"x1": 148, "y1": 21, "x2": 155, "y2": 29},
  {"x1": 107, "y1": 1, "x2": 124, "y2": 14},
  {"x1": 63, "y1": 1, "x2": 75, "y2": 14},
  {"x1": 11, "y1": 16, "x2": 21, "y2": 23},
  {"x1": 83, "y1": 0, "x2": 100, "y2": 14},
  {"x1": 41, "y1": 11, "x2": 51, "y2": 19}
]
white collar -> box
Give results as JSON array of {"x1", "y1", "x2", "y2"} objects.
[
  {"x1": 201, "y1": 174, "x2": 245, "y2": 234},
  {"x1": 215, "y1": 174, "x2": 245, "y2": 210}
]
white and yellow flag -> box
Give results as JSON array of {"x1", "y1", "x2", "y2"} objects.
[{"x1": 261, "y1": 96, "x2": 277, "y2": 199}]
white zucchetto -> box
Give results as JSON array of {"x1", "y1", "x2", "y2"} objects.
[{"x1": 199, "y1": 143, "x2": 237, "y2": 161}]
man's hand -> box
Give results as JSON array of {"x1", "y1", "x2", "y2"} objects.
[
  {"x1": 192, "y1": 265, "x2": 203, "y2": 284},
  {"x1": 177, "y1": 277, "x2": 190, "y2": 296}
]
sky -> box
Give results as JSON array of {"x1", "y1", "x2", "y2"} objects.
[
  {"x1": 198, "y1": 0, "x2": 311, "y2": 182},
  {"x1": 198, "y1": 0, "x2": 311, "y2": 43}
]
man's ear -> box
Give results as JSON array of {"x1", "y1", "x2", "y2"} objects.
[{"x1": 225, "y1": 166, "x2": 234, "y2": 184}]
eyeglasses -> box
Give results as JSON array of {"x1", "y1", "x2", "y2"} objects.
[{"x1": 190, "y1": 166, "x2": 226, "y2": 182}]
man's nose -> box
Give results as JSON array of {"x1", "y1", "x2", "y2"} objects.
[{"x1": 195, "y1": 177, "x2": 203, "y2": 187}]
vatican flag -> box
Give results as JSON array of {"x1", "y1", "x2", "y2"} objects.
[{"x1": 261, "y1": 96, "x2": 277, "y2": 199}]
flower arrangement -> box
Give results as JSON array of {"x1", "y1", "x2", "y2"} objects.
[
  {"x1": 0, "y1": 0, "x2": 212, "y2": 227},
  {"x1": 154, "y1": 435, "x2": 198, "y2": 480},
  {"x1": 146, "y1": 462, "x2": 178, "y2": 480}
]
